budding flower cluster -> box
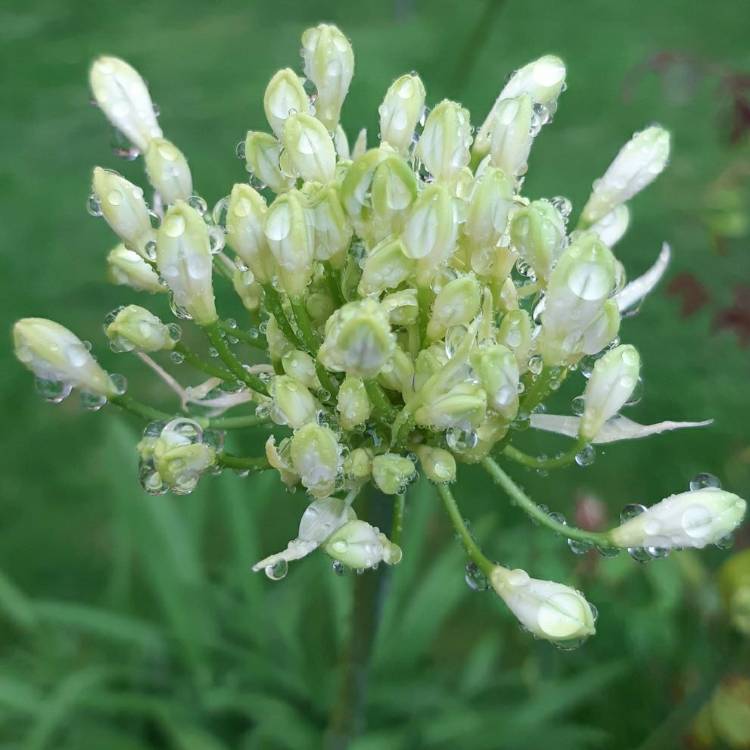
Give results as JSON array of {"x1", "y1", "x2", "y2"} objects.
[{"x1": 13, "y1": 23, "x2": 745, "y2": 647}]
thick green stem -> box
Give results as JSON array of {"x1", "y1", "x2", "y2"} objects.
[
  {"x1": 365, "y1": 380, "x2": 396, "y2": 422},
  {"x1": 208, "y1": 414, "x2": 270, "y2": 430},
  {"x1": 262, "y1": 284, "x2": 303, "y2": 349},
  {"x1": 417, "y1": 286, "x2": 433, "y2": 349},
  {"x1": 218, "y1": 320, "x2": 267, "y2": 350},
  {"x1": 216, "y1": 454, "x2": 269, "y2": 471},
  {"x1": 289, "y1": 297, "x2": 339, "y2": 398},
  {"x1": 503, "y1": 440, "x2": 584, "y2": 470},
  {"x1": 481, "y1": 457, "x2": 613, "y2": 546},
  {"x1": 173, "y1": 342, "x2": 234, "y2": 380},
  {"x1": 203, "y1": 322, "x2": 269, "y2": 396},
  {"x1": 110, "y1": 394, "x2": 172, "y2": 423}
]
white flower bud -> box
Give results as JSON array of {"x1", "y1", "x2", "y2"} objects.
[
  {"x1": 324, "y1": 519, "x2": 402, "y2": 568},
  {"x1": 265, "y1": 315, "x2": 293, "y2": 363},
  {"x1": 232, "y1": 267, "x2": 262, "y2": 311},
  {"x1": 144, "y1": 138, "x2": 192, "y2": 205},
  {"x1": 464, "y1": 166, "x2": 514, "y2": 253},
  {"x1": 358, "y1": 237, "x2": 415, "y2": 296},
  {"x1": 156, "y1": 201, "x2": 217, "y2": 325},
  {"x1": 590, "y1": 204, "x2": 630, "y2": 247},
  {"x1": 471, "y1": 344, "x2": 520, "y2": 420},
  {"x1": 150, "y1": 424, "x2": 216, "y2": 496},
  {"x1": 89, "y1": 56, "x2": 162, "y2": 152},
  {"x1": 378, "y1": 346, "x2": 415, "y2": 396},
  {"x1": 489, "y1": 95, "x2": 534, "y2": 177},
  {"x1": 300, "y1": 24, "x2": 354, "y2": 131},
  {"x1": 263, "y1": 68, "x2": 311, "y2": 138},
  {"x1": 92, "y1": 168, "x2": 155, "y2": 258},
  {"x1": 370, "y1": 156, "x2": 418, "y2": 242},
  {"x1": 107, "y1": 244, "x2": 164, "y2": 293},
  {"x1": 498, "y1": 310, "x2": 534, "y2": 371},
  {"x1": 270, "y1": 375, "x2": 318, "y2": 429},
  {"x1": 282, "y1": 113, "x2": 337, "y2": 183},
  {"x1": 415, "y1": 381, "x2": 487, "y2": 431},
  {"x1": 264, "y1": 191, "x2": 314, "y2": 298},
  {"x1": 226, "y1": 184, "x2": 274, "y2": 284},
  {"x1": 381, "y1": 289, "x2": 418, "y2": 326},
  {"x1": 417, "y1": 99, "x2": 472, "y2": 181},
  {"x1": 281, "y1": 349, "x2": 319, "y2": 390},
  {"x1": 610, "y1": 489, "x2": 746, "y2": 550},
  {"x1": 343, "y1": 447, "x2": 372, "y2": 484},
  {"x1": 580, "y1": 345, "x2": 640, "y2": 440},
  {"x1": 14, "y1": 318, "x2": 117, "y2": 398},
  {"x1": 491, "y1": 567, "x2": 596, "y2": 643},
  {"x1": 336, "y1": 376, "x2": 371, "y2": 430},
  {"x1": 105, "y1": 305, "x2": 176, "y2": 353},
  {"x1": 372, "y1": 453, "x2": 416, "y2": 495},
  {"x1": 579, "y1": 299, "x2": 621, "y2": 357},
  {"x1": 340, "y1": 148, "x2": 387, "y2": 231},
  {"x1": 427, "y1": 275, "x2": 482, "y2": 341},
  {"x1": 510, "y1": 199, "x2": 567, "y2": 282},
  {"x1": 415, "y1": 445, "x2": 456, "y2": 484},
  {"x1": 582, "y1": 126, "x2": 670, "y2": 225},
  {"x1": 378, "y1": 74, "x2": 426, "y2": 154},
  {"x1": 265, "y1": 435, "x2": 299, "y2": 488},
  {"x1": 244, "y1": 131, "x2": 294, "y2": 194},
  {"x1": 319, "y1": 299, "x2": 395, "y2": 379},
  {"x1": 290, "y1": 423, "x2": 342, "y2": 498},
  {"x1": 306, "y1": 184, "x2": 352, "y2": 264}
]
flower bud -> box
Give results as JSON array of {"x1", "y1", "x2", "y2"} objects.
[
  {"x1": 107, "y1": 244, "x2": 164, "y2": 293},
  {"x1": 265, "y1": 315, "x2": 293, "y2": 363},
  {"x1": 579, "y1": 299, "x2": 620, "y2": 356},
  {"x1": 324, "y1": 519, "x2": 402, "y2": 569},
  {"x1": 415, "y1": 445, "x2": 456, "y2": 484},
  {"x1": 489, "y1": 95, "x2": 534, "y2": 178},
  {"x1": 490, "y1": 566, "x2": 596, "y2": 643},
  {"x1": 306, "y1": 291, "x2": 336, "y2": 326},
  {"x1": 144, "y1": 138, "x2": 192, "y2": 205},
  {"x1": 156, "y1": 201, "x2": 217, "y2": 325},
  {"x1": 579, "y1": 344, "x2": 640, "y2": 440},
  {"x1": 263, "y1": 68, "x2": 311, "y2": 138},
  {"x1": 92, "y1": 168, "x2": 155, "y2": 258},
  {"x1": 498, "y1": 310, "x2": 533, "y2": 371},
  {"x1": 381, "y1": 289, "x2": 418, "y2": 326},
  {"x1": 89, "y1": 56, "x2": 162, "y2": 152},
  {"x1": 282, "y1": 113, "x2": 337, "y2": 183},
  {"x1": 417, "y1": 99, "x2": 472, "y2": 181},
  {"x1": 510, "y1": 199, "x2": 567, "y2": 282},
  {"x1": 403, "y1": 183, "x2": 456, "y2": 260},
  {"x1": 340, "y1": 148, "x2": 387, "y2": 229},
  {"x1": 226, "y1": 184, "x2": 274, "y2": 284},
  {"x1": 264, "y1": 191, "x2": 314, "y2": 297},
  {"x1": 105, "y1": 305, "x2": 176, "y2": 353},
  {"x1": 358, "y1": 237, "x2": 415, "y2": 296},
  {"x1": 232, "y1": 267, "x2": 262, "y2": 311},
  {"x1": 282, "y1": 349, "x2": 320, "y2": 390},
  {"x1": 372, "y1": 453, "x2": 416, "y2": 495},
  {"x1": 471, "y1": 344, "x2": 520, "y2": 420},
  {"x1": 378, "y1": 74, "x2": 426, "y2": 154},
  {"x1": 336, "y1": 376, "x2": 371, "y2": 430},
  {"x1": 319, "y1": 299, "x2": 395, "y2": 379},
  {"x1": 306, "y1": 184, "x2": 352, "y2": 265},
  {"x1": 270, "y1": 375, "x2": 318, "y2": 429},
  {"x1": 378, "y1": 346, "x2": 415, "y2": 396},
  {"x1": 370, "y1": 156, "x2": 418, "y2": 241},
  {"x1": 427, "y1": 275, "x2": 482, "y2": 341},
  {"x1": 611, "y1": 489, "x2": 746, "y2": 550},
  {"x1": 290, "y1": 423, "x2": 342, "y2": 498},
  {"x1": 415, "y1": 381, "x2": 487, "y2": 431},
  {"x1": 152, "y1": 435, "x2": 216, "y2": 496},
  {"x1": 265, "y1": 435, "x2": 299, "y2": 487},
  {"x1": 581, "y1": 126, "x2": 670, "y2": 225},
  {"x1": 300, "y1": 24, "x2": 354, "y2": 131},
  {"x1": 464, "y1": 166, "x2": 514, "y2": 254},
  {"x1": 590, "y1": 204, "x2": 630, "y2": 247},
  {"x1": 343, "y1": 447, "x2": 373, "y2": 484},
  {"x1": 14, "y1": 318, "x2": 117, "y2": 398},
  {"x1": 244, "y1": 131, "x2": 294, "y2": 194}
]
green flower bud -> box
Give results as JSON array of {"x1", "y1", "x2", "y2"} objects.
[
  {"x1": 510, "y1": 199, "x2": 567, "y2": 282},
  {"x1": 244, "y1": 131, "x2": 294, "y2": 194},
  {"x1": 417, "y1": 99, "x2": 472, "y2": 181},
  {"x1": 269, "y1": 375, "x2": 318, "y2": 428},
  {"x1": 107, "y1": 244, "x2": 165, "y2": 294},
  {"x1": 489, "y1": 94, "x2": 534, "y2": 178},
  {"x1": 580, "y1": 344, "x2": 640, "y2": 440},
  {"x1": 232, "y1": 267, "x2": 262, "y2": 311},
  {"x1": 427, "y1": 275, "x2": 482, "y2": 341},
  {"x1": 336, "y1": 375, "x2": 371, "y2": 430},
  {"x1": 324, "y1": 519, "x2": 402, "y2": 569},
  {"x1": 265, "y1": 435, "x2": 299, "y2": 488},
  {"x1": 464, "y1": 165, "x2": 514, "y2": 254},
  {"x1": 265, "y1": 314, "x2": 293, "y2": 362},
  {"x1": 370, "y1": 156, "x2": 418, "y2": 242},
  {"x1": 582, "y1": 126, "x2": 670, "y2": 225},
  {"x1": 610, "y1": 489, "x2": 746, "y2": 550},
  {"x1": 340, "y1": 148, "x2": 387, "y2": 231},
  {"x1": 144, "y1": 138, "x2": 192, "y2": 205},
  {"x1": 415, "y1": 381, "x2": 487, "y2": 431},
  {"x1": 490, "y1": 566, "x2": 596, "y2": 644},
  {"x1": 306, "y1": 291, "x2": 336, "y2": 326},
  {"x1": 372, "y1": 453, "x2": 416, "y2": 495},
  {"x1": 290, "y1": 422, "x2": 342, "y2": 498},
  {"x1": 264, "y1": 190, "x2": 314, "y2": 297},
  {"x1": 300, "y1": 24, "x2": 354, "y2": 131},
  {"x1": 92, "y1": 167, "x2": 154, "y2": 258},
  {"x1": 378, "y1": 74, "x2": 426, "y2": 154},
  {"x1": 282, "y1": 113, "x2": 337, "y2": 183},
  {"x1": 319, "y1": 299, "x2": 395, "y2": 379},
  {"x1": 153, "y1": 437, "x2": 216, "y2": 495},
  {"x1": 263, "y1": 68, "x2": 311, "y2": 139},
  {"x1": 403, "y1": 183, "x2": 457, "y2": 263},
  {"x1": 282, "y1": 349, "x2": 320, "y2": 390},
  {"x1": 579, "y1": 299, "x2": 620, "y2": 356},
  {"x1": 89, "y1": 56, "x2": 162, "y2": 152},
  {"x1": 156, "y1": 200, "x2": 217, "y2": 325},
  {"x1": 14, "y1": 318, "x2": 117, "y2": 398},
  {"x1": 226, "y1": 184, "x2": 274, "y2": 284},
  {"x1": 378, "y1": 346, "x2": 415, "y2": 396},
  {"x1": 105, "y1": 305, "x2": 176, "y2": 353},
  {"x1": 343, "y1": 447, "x2": 372, "y2": 484},
  {"x1": 415, "y1": 445, "x2": 456, "y2": 484},
  {"x1": 471, "y1": 344, "x2": 520, "y2": 420},
  {"x1": 307, "y1": 184, "x2": 352, "y2": 265},
  {"x1": 358, "y1": 237, "x2": 415, "y2": 296},
  {"x1": 381, "y1": 289, "x2": 418, "y2": 326}
]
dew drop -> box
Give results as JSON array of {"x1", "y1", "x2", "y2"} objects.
[
  {"x1": 34, "y1": 377, "x2": 73, "y2": 404},
  {"x1": 568, "y1": 537, "x2": 593, "y2": 555},
  {"x1": 620, "y1": 503, "x2": 647, "y2": 522},
  {"x1": 265, "y1": 559, "x2": 288, "y2": 581},
  {"x1": 575, "y1": 444, "x2": 596, "y2": 467},
  {"x1": 464, "y1": 562, "x2": 489, "y2": 591},
  {"x1": 689, "y1": 472, "x2": 721, "y2": 491},
  {"x1": 86, "y1": 194, "x2": 102, "y2": 217}
]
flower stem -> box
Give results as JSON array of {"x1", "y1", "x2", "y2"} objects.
[
  {"x1": 110, "y1": 394, "x2": 172, "y2": 422},
  {"x1": 262, "y1": 284, "x2": 304, "y2": 349},
  {"x1": 391, "y1": 493, "x2": 406, "y2": 546},
  {"x1": 216, "y1": 453, "x2": 269, "y2": 471},
  {"x1": 417, "y1": 286, "x2": 433, "y2": 348},
  {"x1": 173, "y1": 341, "x2": 234, "y2": 380},
  {"x1": 289, "y1": 297, "x2": 339, "y2": 398},
  {"x1": 481, "y1": 457, "x2": 613, "y2": 546},
  {"x1": 203, "y1": 322, "x2": 269, "y2": 396},
  {"x1": 208, "y1": 414, "x2": 270, "y2": 430},
  {"x1": 520, "y1": 366, "x2": 567, "y2": 414},
  {"x1": 365, "y1": 380, "x2": 397, "y2": 422},
  {"x1": 218, "y1": 320, "x2": 267, "y2": 350},
  {"x1": 322, "y1": 262, "x2": 346, "y2": 307},
  {"x1": 503, "y1": 441, "x2": 584, "y2": 470},
  {"x1": 435, "y1": 482, "x2": 494, "y2": 576}
]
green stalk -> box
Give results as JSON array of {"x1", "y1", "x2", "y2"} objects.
[
  {"x1": 364, "y1": 380, "x2": 397, "y2": 421},
  {"x1": 217, "y1": 320, "x2": 267, "y2": 350},
  {"x1": 519, "y1": 366, "x2": 567, "y2": 414},
  {"x1": 216, "y1": 454, "x2": 269, "y2": 471},
  {"x1": 208, "y1": 414, "x2": 270, "y2": 430},
  {"x1": 323, "y1": 262, "x2": 346, "y2": 307},
  {"x1": 391, "y1": 493, "x2": 406, "y2": 546},
  {"x1": 503, "y1": 440, "x2": 584, "y2": 470},
  {"x1": 203, "y1": 322, "x2": 269, "y2": 396},
  {"x1": 262, "y1": 284, "x2": 303, "y2": 349},
  {"x1": 173, "y1": 342, "x2": 234, "y2": 380},
  {"x1": 289, "y1": 297, "x2": 339, "y2": 397},
  {"x1": 417, "y1": 286, "x2": 433, "y2": 349},
  {"x1": 110, "y1": 394, "x2": 172, "y2": 423}
]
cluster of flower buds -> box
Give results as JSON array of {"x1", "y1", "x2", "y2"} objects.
[{"x1": 13, "y1": 23, "x2": 746, "y2": 647}]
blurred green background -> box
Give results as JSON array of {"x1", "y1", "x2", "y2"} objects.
[{"x1": 2, "y1": 0, "x2": 750, "y2": 748}]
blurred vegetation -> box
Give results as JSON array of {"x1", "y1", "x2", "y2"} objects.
[{"x1": 1, "y1": 0, "x2": 749, "y2": 748}]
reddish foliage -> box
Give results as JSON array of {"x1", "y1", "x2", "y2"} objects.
[{"x1": 666, "y1": 272, "x2": 711, "y2": 317}]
